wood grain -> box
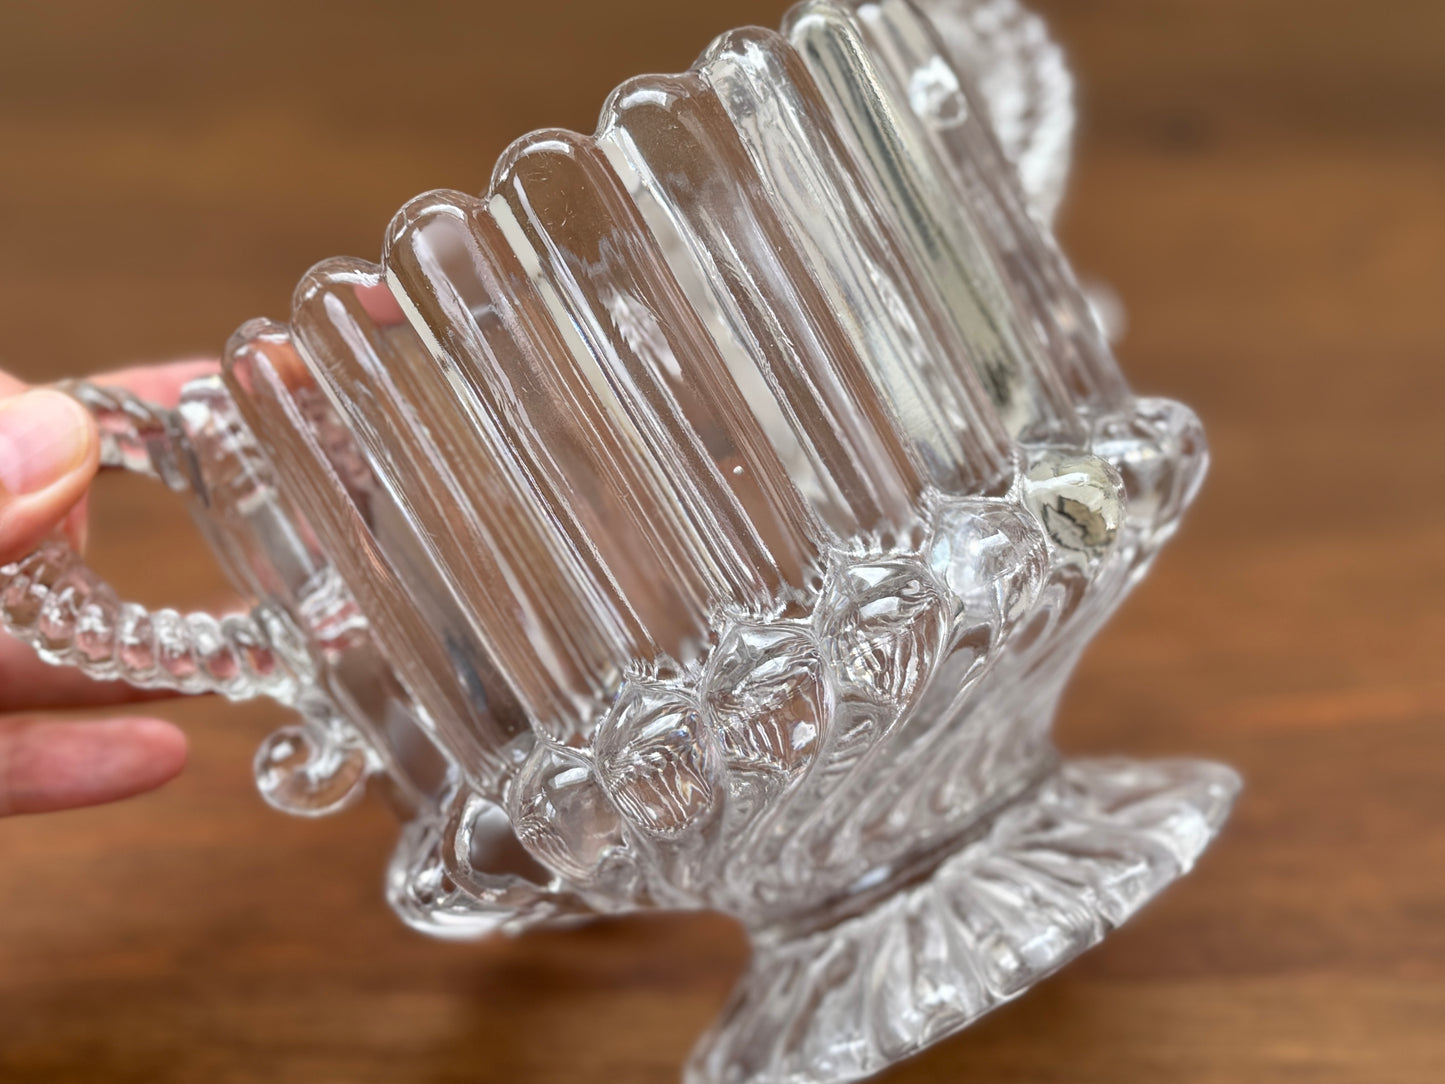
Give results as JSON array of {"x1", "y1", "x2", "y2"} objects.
[{"x1": 1, "y1": 1, "x2": 1441, "y2": 1081}]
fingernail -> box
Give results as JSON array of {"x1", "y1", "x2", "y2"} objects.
[{"x1": 0, "y1": 389, "x2": 94, "y2": 496}]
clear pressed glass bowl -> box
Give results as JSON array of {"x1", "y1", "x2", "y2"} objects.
[{"x1": 0, "y1": 2, "x2": 1238, "y2": 1081}]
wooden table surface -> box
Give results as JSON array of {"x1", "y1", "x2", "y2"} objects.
[{"x1": 1, "y1": 1, "x2": 1441, "y2": 1081}]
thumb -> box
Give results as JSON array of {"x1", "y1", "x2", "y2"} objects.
[{"x1": 0, "y1": 389, "x2": 99, "y2": 566}]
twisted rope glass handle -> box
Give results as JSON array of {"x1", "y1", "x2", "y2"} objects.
[{"x1": 0, "y1": 382, "x2": 298, "y2": 703}]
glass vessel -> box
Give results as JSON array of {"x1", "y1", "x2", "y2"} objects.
[{"x1": 0, "y1": 2, "x2": 1239, "y2": 1081}]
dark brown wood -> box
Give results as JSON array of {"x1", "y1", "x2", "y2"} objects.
[{"x1": 1, "y1": 1, "x2": 1441, "y2": 1080}]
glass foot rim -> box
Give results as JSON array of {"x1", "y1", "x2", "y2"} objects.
[{"x1": 686, "y1": 755, "x2": 1241, "y2": 1084}]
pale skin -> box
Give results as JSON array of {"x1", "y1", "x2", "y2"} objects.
[{"x1": 0, "y1": 361, "x2": 216, "y2": 817}]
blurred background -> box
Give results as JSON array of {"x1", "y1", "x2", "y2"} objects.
[{"x1": 1, "y1": 1, "x2": 1441, "y2": 1081}]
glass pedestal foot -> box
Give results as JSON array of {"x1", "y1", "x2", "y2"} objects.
[{"x1": 687, "y1": 757, "x2": 1241, "y2": 1084}]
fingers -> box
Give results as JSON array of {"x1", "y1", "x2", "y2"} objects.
[
  {"x1": 0, "y1": 358, "x2": 220, "y2": 561},
  {"x1": 355, "y1": 282, "x2": 407, "y2": 328},
  {"x1": 0, "y1": 632, "x2": 181, "y2": 714},
  {"x1": 2, "y1": 359, "x2": 232, "y2": 708},
  {"x1": 0, "y1": 389, "x2": 100, "y2": 565},
  {"x1": 0, "y1": 359, "x2": 219, "y2": 565},
  {"x1": 0, "y1": 715, "x2": 187, "y2": 817},
  {"x1": 95, "y1": 359, "x2": 220, "y2": 408},
  {"x1": 0, "y1": 361, "x2": 215, "y2": 820}
]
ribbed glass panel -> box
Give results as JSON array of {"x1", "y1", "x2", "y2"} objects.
[
  {"x1": 786, "y1": 0, "x2": 1084, "y2": 443},
  {"x1": 699, "y1": 27, "x2": 1014, "y2": 496},
  {"x1": 222, "y1": 321, "x2": 525, "y2": 788},
  {"x1": 599, "y1": 72, "x2": 923, "y2": 539},
  {"x1": 489, "y1": 130, "x2": 797, "y2": 610},
  {"x1": 383, "y1": 190, "x2": 710, "y2": 659},
  {"x1": 858, "y1": 0, "x2": 1130, "y2": 413},
  {"x1": 290, "y1": 259, "x2": 631, "y2": 740}
]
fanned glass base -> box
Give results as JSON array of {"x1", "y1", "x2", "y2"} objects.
[{"x1": 687, "y1": 758, "x2": 1240, "y2": 1084}]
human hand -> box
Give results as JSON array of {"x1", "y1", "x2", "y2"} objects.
[{"x1": 0, "y1": 362, "x2": 214, "y2": 817}]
